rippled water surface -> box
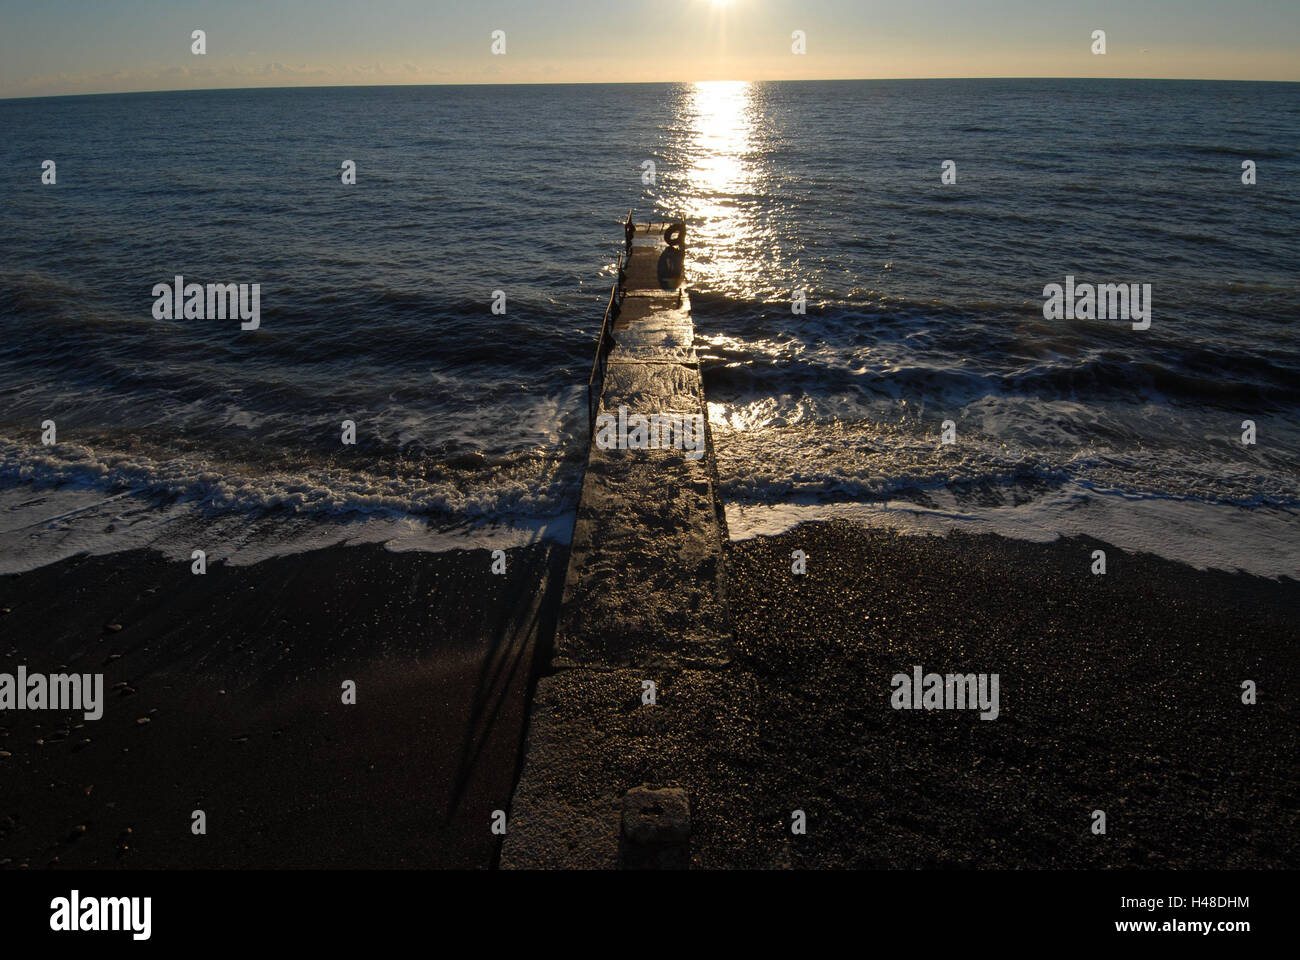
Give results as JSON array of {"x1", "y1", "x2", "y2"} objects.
[{"x1": 1, "y1": 80, "x2": 1297, "y2": 572}]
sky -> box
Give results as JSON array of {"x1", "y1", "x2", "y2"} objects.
[{"x1": 1, "y1": 0, "x2": 1298, "y2": 99}]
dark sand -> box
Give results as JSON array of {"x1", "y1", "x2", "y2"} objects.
[
  {"x1": 0, "y1": 542, "x2": 565, "y2": 869},
  {"x1": 726, "y1": 522, "x2": 1299, "y2": 868},
  {"x1": 2, "y1": 520, "x2": 1296, "y2": 869}
]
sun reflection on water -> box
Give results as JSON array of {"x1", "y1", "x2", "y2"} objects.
[
  {"x1": 688, "y1": 80, "x2": 753, "y2": 194},
  {"x1": 666, "y1": 80, "x2": 771, "y2": 299}
]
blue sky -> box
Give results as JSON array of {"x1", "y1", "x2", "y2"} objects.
[{"x1": 2, "y1": 0, "x2": 1297, "y2": 98}]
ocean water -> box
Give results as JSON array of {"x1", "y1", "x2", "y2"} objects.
[{"x1": 1, "y1": 80, "x2": 1297, "y2": 574}]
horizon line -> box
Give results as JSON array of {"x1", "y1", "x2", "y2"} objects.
[{"x1": 5, "y1": 75, "x2": 1298, "y2": 103}]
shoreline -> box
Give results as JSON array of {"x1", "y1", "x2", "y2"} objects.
[
  {"x1": 5, "y1": 474, "x2": 1296, "y2": 581},
  {"x1": 722, "y1": 496, "x2": 1300, "y2": 581}
]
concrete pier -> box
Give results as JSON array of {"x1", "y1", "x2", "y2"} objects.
[
  {"x1": 555, "y1": 219, "x2": 731, "y2": 670},
  {"x1": 500, "y1": 216, "x2": 760, "y2": 869}
]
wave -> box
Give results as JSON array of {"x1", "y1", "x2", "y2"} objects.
[
  {"x1": 710, "y1": 415, "x2": 1300, "y2": 513},
  {"x1": 690, "y1": 290, "x2": 1300, "y2": 411},
  {"x1": 0, "y1": 435, "x2": 584, "y2": 526}
]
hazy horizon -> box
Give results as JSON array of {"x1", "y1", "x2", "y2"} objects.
[
  {"x1": 7, "y1": 74, "x2": 1300, "y2": 104},
  {"x1": 2, "y1": 0, "x2": 1297, "y2": 100}
]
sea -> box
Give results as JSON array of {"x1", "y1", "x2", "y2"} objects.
[{"x1": 1, "y1": 79, "x2": 1297, "y2": 576}]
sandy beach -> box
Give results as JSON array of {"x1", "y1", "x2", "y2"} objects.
[
  {"x1": 725, "y1": 522, "x2": 1298, "y2": 868},
  {"x1": 0, "y1": 542, "x2": 565, "y2": 869},
  {"x1": 3, "y1": 521, "x2": 1294, "y2": 869}
]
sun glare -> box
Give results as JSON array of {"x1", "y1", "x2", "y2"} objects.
[
  {"x1": 669, "y1": 80, "x2": 771, "y2": 298},
  {"x1": 688, "y1": 80, "x2": 751, "y2": 193}
]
